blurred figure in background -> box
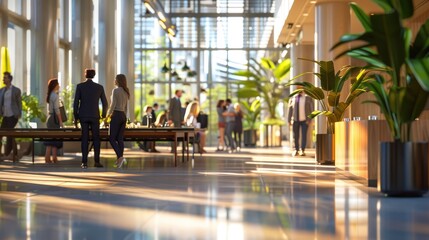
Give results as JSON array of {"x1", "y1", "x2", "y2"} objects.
[
  {"x1": 184, "y1": 101, "x2": 206, "y2": 153},
  {"x1": 233, "y1": 103, "x2": 243, "y2": 152},
  {"x1": 223, "y1": 99, "x2": 236, "y2": 153},
  {"x1": 216, "y1": 99, "x2": 226, "y2": 152}
]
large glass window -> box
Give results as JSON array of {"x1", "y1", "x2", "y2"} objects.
[
  {"x1": 7, "y1": 23, "x2": 26, "y2": 92},
  {"x1": 134, "y1": 0, "x2": 277, "y2": 145}
]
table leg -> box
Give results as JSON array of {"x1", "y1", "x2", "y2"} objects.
[
  {"x1": 174, "y1": 137, "x2": 177, "y2": 167},
  {"x1": 32, "y1": 139, "x2": 35, "y2": 164},
  {"x1": 182, "y1": 137, "x2": 185, "y2": 163},
  {"x1": 186, "y1": 134, "x2": 190, "y2": 161}
]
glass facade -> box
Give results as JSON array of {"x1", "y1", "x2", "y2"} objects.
[{"x1": 134, "y1": 0, "x2": 277, "y2": 145}]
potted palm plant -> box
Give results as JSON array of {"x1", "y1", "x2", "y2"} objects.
[
  {"x1": 234, "y1": 57, "x2": 291, "y2": 146},
  {"x1": 17, "y1": 93, "x2": 47, "y2": 156},
  {"x1": 287, "y1": 59, "x2": 370, "y2": 164},
  {"x1": 332, "y1": 0, "x2": 429, "y2": 196}
]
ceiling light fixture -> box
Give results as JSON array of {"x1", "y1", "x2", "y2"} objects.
[
  {"x1": 144, "y1": 2, "x2": 155, "y2": 14},
  {"x1": 144, "y1": 0, "x2": 177, "y2": 40}
]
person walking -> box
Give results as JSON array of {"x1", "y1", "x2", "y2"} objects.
[
  {"x1": 44, "y1": 78, "x2": 64, "y2": 163},
  {"x1": 233, "y1": 103, "x2": 243, "y2": 152},
  {"x1": 287, "y1": 87, "x2": 314, "y2": 156},
  {"x1": 73, "y1": 68, "x2": 108, "y2": 169},
  {"x1": 0, "y1": 72, "x2": 22, "y2": 161},
  {"x1": 107, "y1": 74, "x2": 129, "y2": 168},
  {"x1": 223, "y1": 99, "x2": 236, "y2": 153},
  {"x1": 216, "y1": 99, "x2": 226, "y2": 152}
]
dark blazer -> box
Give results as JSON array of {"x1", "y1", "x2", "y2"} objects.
[
  {"x1": 73, "y1": 79, "x2": 108, "y2": 120},
  {"x1": 287, "y1": 94, "x2": 314, "y2": 123},
  {"x1": 0, "y1": 85, "x2": 22, "y2": 119},
  {"x1": 168, "y1": 97, "x2": 182, "y2": 126}
]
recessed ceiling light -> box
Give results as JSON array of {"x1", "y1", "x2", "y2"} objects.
[
  {"x1": 303, "y1": 13, "x2": 309, "y2": 17},
  {"x1": 296, "y1": 24, "x2": 301, "y2": 28},
  {"x1": 310, "y1": 1, "x2": 316, "y2": 4},
  {"x1": 291, "y1": 33, "x2": 296, "y2": 36}
]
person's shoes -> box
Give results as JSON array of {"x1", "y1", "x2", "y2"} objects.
[
  {"x1": 117, "y1": 158, "x2": 127, "y2": 168},
  {"x1": 52, "y1": 158, "x2": 58, "y2": 163},
  {"x1": 152, "y1": 149, "x2": 160, "y2": 153},
  {"x1": 81, "y1": 163, "x2": 88, "y2": 169},
  {"x1": 292, "y1": 150, "x2": 298, "y2": 157},
  {"x1": 237, "y1": 147, "x2": 241, "y2": 152},
  {"x1": 299, "y1": 150, "x2": 306, "y2": 156},
  {"x1": 215, "y1": 148, "x2": 224, "y2": 152},
  {"x1": 94, "y1": 162, "x2": 104, "y2": 168}
]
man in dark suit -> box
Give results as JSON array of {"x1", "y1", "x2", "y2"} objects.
[
  {"x1": 0, "y1": 72, "x2": 22, "y2": 161},
  {"x1": 167, "y1": 90, "x2": 183, "y2": 153},
  {"x1": 168, "y1": 90, "x2": 183, "y2": 127},
  {"x1": 287, "y1": 87, "x2": 314, "y2": 157},
  {"x1": 73, "y1": 69, "x2": 108, "y2": 168}
]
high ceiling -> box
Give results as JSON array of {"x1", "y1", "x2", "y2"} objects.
[
  {"x1": 276, "y1": 0, "x2": 429, "y2": 45},
  {"x1": 136, "y1": 0, "x2": 276, "y2": 49}
]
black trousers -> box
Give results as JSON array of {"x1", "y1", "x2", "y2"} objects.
[
  {"x1": 80, "y1": 118, "x2": 101, "y2": 164},
  {"x1": 109, "y1": 111, "x2": 126, "y2": 159},
  {"x1": 0, "y1": 116, "x2": 18, "y2": 156}
]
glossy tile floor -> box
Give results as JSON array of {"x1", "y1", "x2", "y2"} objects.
[{"x1": 1, "y1": 145, "x2": 429, "y2": 240}]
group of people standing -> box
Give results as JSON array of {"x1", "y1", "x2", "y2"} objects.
[
  {"x1": 44, "y1": 69, "x2": 129, "y2": 169},
  {"x1": 216, "y1": 99, "x2": 243, "y2": 153}
]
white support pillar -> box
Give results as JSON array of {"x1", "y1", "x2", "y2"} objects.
[
  {"x1": 315, "y1": 1, "x2": 351, "y2": 133},
  {"x1": 119, "y1": 0, "x2": 135, "y2": 121},
  {"x1": 71, "y1": 0, "x2": 94, "y2": 85},
  {"x1": 30, "y1": 0, "x2": 59, "y2": 100},
  {"x1": 290, "y1": 43, "x2": 316, "y2": 149},
  {"x1": 98, "y1": 0, "x2": 116, "y2": 97}
]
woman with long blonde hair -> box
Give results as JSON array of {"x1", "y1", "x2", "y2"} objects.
[
  {"x1": 184, "y1": 101, "x2": 206, "y2": 153},
  {"x1": 107, "y1": 74, "x2": 130, "y2": 168}
]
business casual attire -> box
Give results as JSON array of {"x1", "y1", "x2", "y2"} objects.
[
  {"x1": 225, "y1": 104, "x2": 236, "y2": 151},
  {"x1": 107, "y1": 87, "x2": 128, "y2": 161},
  {"x1": 44, "y1": 92, "x2": 63, "y2": 148},
  {"x1": 233, "y1": 109, "x2": 243, "y2": 150},
  {"x1": 0, "y1": 85, "x2": 22, "y2": 157},
  {"x1": 168, "y1": 96, "x2": 182, "y2": 127},
  {"x1": 73, "y1": 79, "x2": 108, "y2": 167},
  {"x1": 287, "y1": 93, "x2": 314, "y2": 156}
]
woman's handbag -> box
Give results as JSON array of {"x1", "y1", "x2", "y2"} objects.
[{"x1": 59, "y1": 101, "x2": 67, "y2": 122}]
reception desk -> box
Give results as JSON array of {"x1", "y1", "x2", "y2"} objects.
[{"x1": 335, "y1": 120, "x2": 429, "y2": 187}]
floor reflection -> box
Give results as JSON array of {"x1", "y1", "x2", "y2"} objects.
[{"x1": 0, "y1": 147, "x2": 429, "y2": 239}]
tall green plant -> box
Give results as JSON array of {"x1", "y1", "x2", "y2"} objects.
[
  {"x1": 240, "y1": 99, "x2": 261, "y2": 130},
  {"x1": 332, "y1": 0, "x2": 429, "y2": 141},
  {"x1": 287, "y1": 59, "x2": 370, "y2": 134},
  {"x1": 21, "y1": 93, "x2": 46, "y2": 123},
  {"x1": 234, "y1": 58, "x2": 291, "y2": 124},
  {"x1": 61, "y1": 85, "x2": 74, "y2": 124}
]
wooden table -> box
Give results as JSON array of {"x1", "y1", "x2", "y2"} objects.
[{"x1": 0, "y1": 127, "x2": 196, "y2": 166}]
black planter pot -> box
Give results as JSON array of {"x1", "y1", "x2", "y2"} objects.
[
  {"x1": 378, "y1": 141, "x2": 428, "y2": 197},
  {"x1": 316, "y1": 133, "x2": 335, "y2": 165},
  {"x1": 244, "y1": 129, "x2": 257, "y2": 147}
]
